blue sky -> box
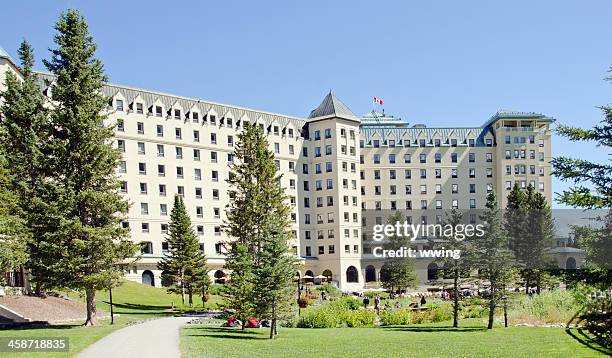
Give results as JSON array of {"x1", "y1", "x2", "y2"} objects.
[{"x1": 1, "y1": 0, "x2": 610, "y2": 208}]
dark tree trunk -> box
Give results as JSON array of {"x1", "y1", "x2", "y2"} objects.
[
  {"x1": 84, "y1": 289, "x2": 97, "y2": 326},
  {"x1": 453, "y1": 269, "x2": 459, "y2": 328},
  {"x1": 487, "y1": 286, "x2": 495, "y2": 330}
]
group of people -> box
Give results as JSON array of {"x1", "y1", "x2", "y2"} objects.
[
  {"x1": 361, "y1": 294, "x2": 428, "y2": 314},
  {"x1": 224, "y1": 315, "x2": 271, "y2": 328}
]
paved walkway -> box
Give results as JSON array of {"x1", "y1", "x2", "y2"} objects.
[{"x1": 77, "y1": 316, "x2": 193, "y2": 358}]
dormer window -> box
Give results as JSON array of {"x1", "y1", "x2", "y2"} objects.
[
  {"x1": 192, "y1": 112, "x2": 199, "y2": 122},
  {"x1": 174, "y1": 109, "x2": 181, "y2": 119},
  {"x1": 155, "y1": 106, "x2": 162, "y2": 117},
  {"x1": 116, "y1": 99, "x2": 124, "y2": 111},
  {"x1": 227, "y1": 118, "x2": 233, "y2": 128},
  {"x1": 210, "y1": 115, "x2": 216, "y2": 125},
  {"x1": 451, "y1": 138, "x2": 457, "y2": 147},
  {"x1": 136, "y1": 103, "x2": 143, "y2": 114}
]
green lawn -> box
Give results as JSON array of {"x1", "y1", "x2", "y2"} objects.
[
  {"x1": 181, "y1": 320, "x2": 611, "y2": 358},
  {"x1": 1, "y1": 280, "x2": 223, "y2": 357}
]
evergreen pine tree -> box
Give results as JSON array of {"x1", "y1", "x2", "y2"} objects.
[
  {"x1": 379, "y1": 211, "x2": 418, "y2": 292},
  {"x1": 224, "y1": 122, "x2": 296, "y2": 335},
  {"x1": 0, "y1": 40, "x2": 51, "y2": 292},
  {"x1": 524, "y1": 191, "x2": 555, "y2": 293},
  {"x1": 253, "y1": 220, "x2": 299, "y2": 338},
  {"x1": 436, "y1": 209, "x2": 471, "y2": 328},
  {"x1": 474, "y1": 192, "x2": 515, "y2": 329},
  {"x1": 42, "y1": 9, "x2": 137, "y2": 325},
  {"x1": 158, "y1": 195, "x2": 209, "y2": 307}
]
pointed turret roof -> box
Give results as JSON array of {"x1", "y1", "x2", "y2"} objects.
[
  {"x1": 308, "y1": 91, "x2": 358, "y2": 121},
  {"x1": 0, "y1": 46, "x2": 10, "y2": 59}
]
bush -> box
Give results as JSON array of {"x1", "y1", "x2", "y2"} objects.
[
  {"x1": 362, "y1": 291, "x2": 390, "y2": 299},
  {"x1": 380, "y1": 308, "x2": 413, "y2": 326},
  {"x1": 340, "y1": 309, "x2": 376, "y2": 327},
  {"x1": 297, "y1": 307, "x2": 339, "y2": 328},
  {"x1": 411, "y1": 311, "x2": 431, "y2": 324},
  {"x1": 317, "y1": 283, "x2": 342, "y2": 298},
  {"x1": 429, "y1": 304, "x2": 453, "y2": 323},
  {"x1": 328, "y1": 297, "x2": 361, "y2": 311},
  {"x1": 509, "y1": 289, "x2": 579, "y2": 324},
  {"x1": 297, "y1": 299, "x2": 375, "y2": 328}
]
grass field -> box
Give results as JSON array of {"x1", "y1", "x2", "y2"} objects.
[
  {"x1": 1, "y1": 280, "x2": 222, "y2": 357},
  {"x1": 181, "y1": 319, "x2": 611, "y2": 358}
]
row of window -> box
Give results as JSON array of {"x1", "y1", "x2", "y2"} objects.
[
  {"x1": 362, "y1": 198, "x2": 481, "y2": 211},
  {"x1": 312, "y1": 128, "x2": 357, "y2": 140},
  {"x1": 504, "y1": 149, "x2": 545, "y2": 161},
  {"x1": 133, "y1": 221, "x2": 221, "y2": 237},
  {"x1": 504, "y1": 135, "x2": 544, "y2": 146},
  {"x1": 363, "y1": 167, "x2": 494, "y2": 180},
  {"x1": 363, "y1": 152, "x2": 493, "y2": 165},
  {"x1": 361, "y1": 138, "x2": 494, "y2": 148},
  {"x1": 304, "y1": 244, "x2": 359, "y2": 257},
  {"x1": 114, "y1": 100, "x2": 299, "y2": 138},
  {"x1": 364, "y1": 183, "x2": 494, "y2": 196}
]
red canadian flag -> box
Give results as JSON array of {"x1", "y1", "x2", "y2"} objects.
[{"x1": 374, "y1": 97, "x2": 383, "y2": 105}]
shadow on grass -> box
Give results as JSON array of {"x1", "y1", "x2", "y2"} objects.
[
  {"x1": 185, "y1": 326, "x2": 267, "y2": 340},
  {"x1": 4, "y1": 323, "x2": 81, "y2": 331},
  {"x1": 102, "y1": 301, "x2": 172, "y2": 310},
  {"x1": 383, "y1": 325, "x2": 486, "y2": 332},
  {"x1": 565, "y1": 328, "x2": 611, "y2": 355}
]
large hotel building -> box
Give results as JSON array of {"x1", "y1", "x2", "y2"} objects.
[{"x1": 1, "y1": 48, "x2": 559, "y2": 291}]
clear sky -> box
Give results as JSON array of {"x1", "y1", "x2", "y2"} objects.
[{"x1": 1, "y1": 0, "x2": 610, "y2": 208}]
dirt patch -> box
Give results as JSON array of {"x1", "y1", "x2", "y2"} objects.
[{"x1": 0, "y1": 295, "x2": 107, "y2": 323}]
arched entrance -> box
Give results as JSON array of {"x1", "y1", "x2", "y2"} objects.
[
  {"x1": 214, "y1": 270, "x2": 226, "y2": 284},
  {"x1": 427, "y1": 263, "x2": 438, "y2": 281},
  {"x1": 566, "y1": 257, "x2": 577, "y2": 270},
  {"x1": 142, "y1": 270, "x2": 155, "y2": 286},
  {"x1": 322, "y1": 269, "x2": 333, "y2": 280},
  {"x1": 346, "y1": 266, "x2": 358, "y2": 283},
  {"x1": 365, "y1": 265, "x2": 376, "y2": 282}
]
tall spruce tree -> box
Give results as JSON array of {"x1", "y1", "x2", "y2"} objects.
[
  {"x1": 524, "y1": 190, "x2": 555, "y2": 293},
  {"x1": 379, "y1": 211, "x2": 418, "y2": 292},
  {"x1": 474, "y1": 192, "x2": 515, "y2": 329},
  {"x1": 158, "y1": 195, "x2": 209, "y2": 306},
  {"x1": 0, "y1": 40, "x2": 51, "y2": 292},
  {"x1": 253, "y1": 220, "x2": 299, "y2": 339},
  {"x1": 436, "y1": 209, "x2": 472, "y2": 328},
  {"x1": 42, "y1": 10, "x2": 136, "y2": 325},
  {"x1": 224, "y1": 122, "x2": 297, "y2": 336}
]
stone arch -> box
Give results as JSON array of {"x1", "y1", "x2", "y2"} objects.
[
  {"x1": 305, "y1": 270, "x2": 314, "y2": 277},
  {"x1": 346, "y1": 266, "x2": 358, "y2": 283},
  {"x1": 322, "y1": 269, "x2": 333, "y2": 280},
  {"x1": 566, "y1": 257, "x2": 577, "y2": 270},
  {"x1": 365, "y1": 265, "x2": 377, "y2": 282},
  {"x1": 142, "y1": 270, "x2": 155, "y2": 286}
]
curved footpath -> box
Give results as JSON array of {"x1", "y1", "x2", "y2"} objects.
[{"x1": 77, "y1": 316, "x2": 193, "y2": 358}]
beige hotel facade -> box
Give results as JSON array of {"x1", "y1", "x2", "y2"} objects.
[{"x1": 1, "y1": 48, "x2": 555, "y2": 291}]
